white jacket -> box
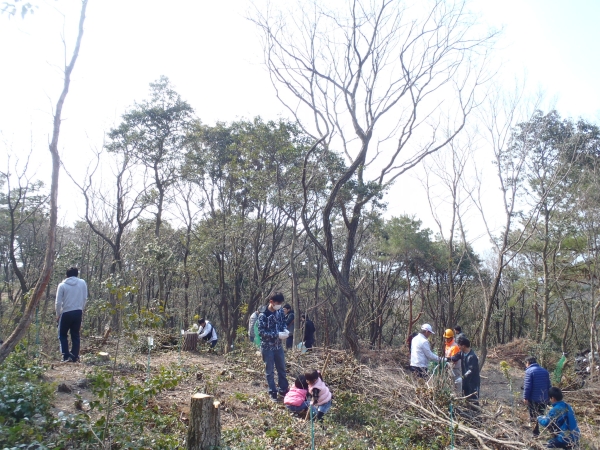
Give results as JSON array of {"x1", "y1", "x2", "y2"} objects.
[
  {"x1": 410, "y1": 332, "x2": 440, "y2": 368},
  {"x1": 198, "y1": 321, "x2": 218, "y2": 342},
  {"x1": 55, "y1": 276, "x2": 88, "y2": 316}
]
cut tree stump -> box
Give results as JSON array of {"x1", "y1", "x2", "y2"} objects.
[
  {"x1": 97, "y1": 352, "x2": 110, "y2": 362},
  {"x1": 187, "y1": 393, "x2": 221, "y2": 450},
  {"x1": 183, "y1": 332, "x2": 198, "y2": 351}
]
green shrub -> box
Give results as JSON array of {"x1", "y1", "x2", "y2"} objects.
[{"x1": 0, "y1": 347, "x2": 55, "y2": 448}]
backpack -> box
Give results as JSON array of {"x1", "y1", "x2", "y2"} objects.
[{"x1": 201, "y1": 323, "x2": 215, "y2": 341}]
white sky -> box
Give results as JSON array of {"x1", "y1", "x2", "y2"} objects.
[{"x1": 1, "y1": 0, "x2": 599, "y2": 251}]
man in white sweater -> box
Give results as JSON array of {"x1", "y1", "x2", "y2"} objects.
[
  {"x1": 55, "y1": 267, "x2": 87, "y2": 362},
  {"x1": 410, "y1": 323, "x2": 441, "y2": 378}
]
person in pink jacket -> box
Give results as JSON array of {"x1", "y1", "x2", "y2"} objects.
[
  {"x1": 305, "y1": 369, "x2": 332, "y2": 422},
  {"x1": 284, "y1": 375, "x2": 310, "y2": 416}
]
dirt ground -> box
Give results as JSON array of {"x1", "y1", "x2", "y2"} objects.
[{"x1": 41, "y1": 338, "x2": 599, "y2": 449}]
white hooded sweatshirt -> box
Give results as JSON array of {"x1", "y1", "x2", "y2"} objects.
[{"x1": 55, "y1": 276, "x2": 88, "y2": 317}]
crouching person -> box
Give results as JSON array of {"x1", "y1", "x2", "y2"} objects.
[
  {"x1": 197, "y1": 318, "x2": 218, "y2": 350},
  {"x1": 305, "y1": 370, "x2": 332, "y2": 423},
  {"x1": 284, "y1": 375, "x2": 310, "y2": 417},
  {"x1": 538, "y1": 387, "x2": 580, "y2": 449}
]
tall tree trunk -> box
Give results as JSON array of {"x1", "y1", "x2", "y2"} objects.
[{"x1": 0, "y1": 0, "x2": 88, "y2": 364}]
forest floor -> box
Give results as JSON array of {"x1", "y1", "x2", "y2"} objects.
[{"x1": 39, "y1": 336, "x2": 600, "y2": 449}]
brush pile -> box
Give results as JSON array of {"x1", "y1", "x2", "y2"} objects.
[{"x1": 283, "y1": 347, "x2": 560, "y2": 449}]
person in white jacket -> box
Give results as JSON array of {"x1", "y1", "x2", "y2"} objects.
[
  {"x1": 410, "y1": 323, "x2": 441, "y2": 378},
  {"x1": 197, "y1": 318, "x2": 218, "y2": 349},
  {"x1": 55, "y1": 267, "x2": 88, "y2": 362}
]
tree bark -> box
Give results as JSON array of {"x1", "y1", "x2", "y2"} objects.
[
  {"x1": 187, "y1": 393, "x2": 221, "y2": 450},
  {"x1": 183, "y1": 332, "x2": 198, "y2": 352}
]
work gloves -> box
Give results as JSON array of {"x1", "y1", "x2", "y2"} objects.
[{"x1": 278, "y1": 330, "x2": 290, "y2": 340}]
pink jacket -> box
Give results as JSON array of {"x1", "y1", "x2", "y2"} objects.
[
  {"x1": 308, "y1": 378, "x2": 332, "y2": 406},
  {"x1": 284, "y1": 386, "x2": 308, "y2": 407}
]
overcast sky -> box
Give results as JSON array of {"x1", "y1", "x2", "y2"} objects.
[{"x1": 1, "y1": 0, "x2": 599, "y2": 251}]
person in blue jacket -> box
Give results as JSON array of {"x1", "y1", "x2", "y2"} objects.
[
  {"x1": 523, "y1": 356, "x2": 551, "y2": 435},
  {"x1": 537, "y1": 387, "x2": 580, "y2": 448},
  {"x1": 258, "y1": 292, "x2": 290, "y2": 401}
]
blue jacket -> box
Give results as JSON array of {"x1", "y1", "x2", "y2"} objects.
[
  {"x1": 523, "y1": 363, "x2": 551, "y2": 403},
  {"x1": 258, "y1": 308, "x2": 288, "y2": 351},
  {"x1": 538, "y1": 401, "x2": 580, "y2": 445}
]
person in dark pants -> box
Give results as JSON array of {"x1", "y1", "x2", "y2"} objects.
[
  {"x1": 197, "y1": 318, "x2": 218, "y2": 349},
  {"x1": 456, "y1": 336, "x2": 480, "y2": 404},
  {"x1": 283, "y1": 304, "x2": 295, "y2": 350},
  {"x1": 523, "y1": 356, "x2": 551, "y2": 436},
  {"x1": 301, "y1": 313, "x2": 316, "y2": 350},
  {"x1": 55, "y1": 267, "x2": 88, "y2": 362},
  {"x1": 258, "y1": 292, "x2": 290, "y2": 401}
]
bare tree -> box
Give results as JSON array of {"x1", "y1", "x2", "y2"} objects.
[
  {"x1": 457, "y1": 84, "x2": 544, "y2": 369},
  {"x1": 65, "y1": 147, "x2": 149, "y2": 329},
  {"x1": 423, "y1": 138, "x2": 473, "y2": 331},
  {"x1": 252, "y1": 0, "x2": 494, "y2": 354},
  {"x1": 0, "y1": 154, "x2": 49, "y2": 312},
  {"x1": 0, "y1": 0, "x2": 89, "y2": 364}
]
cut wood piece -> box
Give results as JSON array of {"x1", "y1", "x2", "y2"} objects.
[
  {"x1": 187, "y1": 393, "x2": 221, "y2": 450},
  {"x1": 100, "y1": 323, "x2": 111, "y2": 346},
  {"x1": 183, "y1": 332, "x2": 198, "y2": 352},
  {"x1": 97, "y1": 352, "x2": 109, "y2": 361}
]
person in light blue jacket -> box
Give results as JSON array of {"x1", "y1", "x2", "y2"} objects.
[{"x1": 537, "y1": 387, "x2": 580, "y2": 448}]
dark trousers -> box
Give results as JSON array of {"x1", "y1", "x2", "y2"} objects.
[
  {"x1": 58, "y1": 309, "x2": 82, "y2": 360},
  {"x1": 410, "y1": 366, "x2": 428, "y2": 378},
  {"x1": 261, "y1": 346, "x2": 289, "y2": 397},
  {"x1": 528, "y1": 401, "x2": 546, "y2": 434},
  {"x1": 463, "y1": 384, "x2": 480, "y2": 405},
  {"x1": 285, "y1": 334, "x2": 294, "y2": 349},
  {"x1": 546, "y1": 438, "x2": 574, "y2": 448}
]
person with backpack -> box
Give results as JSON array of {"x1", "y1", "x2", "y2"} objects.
[
  {"x1": 197, "y1": 318, "x2": 218, "y2": 349},
  {"x1": 249, "y1": 309, "x2": 260, "y2": 342}
]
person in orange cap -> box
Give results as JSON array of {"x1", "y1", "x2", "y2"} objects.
[{"x1": 443, "y1": 329, "x2": 462, "y2": 392}]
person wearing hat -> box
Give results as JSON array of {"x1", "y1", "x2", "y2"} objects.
[
  {"x1": 258, "y1": 292, "x2": 290, "y2": 401},
  {"x1": 444, "y1": 329, "x2": 462, "y2": 392},
  {"x1": 410, "y1": 324, "x2": 442, "y2": 378}
]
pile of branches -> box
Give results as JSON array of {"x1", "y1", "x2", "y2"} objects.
[
  {"x1": 287, "y1": 347, "x2": 541, "y2": 449},
  {"x1": 487, "y1": 339, "x2": 535, "y2": 369}
]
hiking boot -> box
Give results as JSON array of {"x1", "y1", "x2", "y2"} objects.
[
  {"x1": 269, "y1": 393, "x2": 279, "y2": 402},
  {"x1": 61, "y1": 356, "x2": 74, "y2": 363}
]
